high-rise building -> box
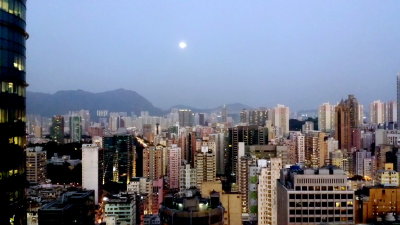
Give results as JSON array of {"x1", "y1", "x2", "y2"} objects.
[
  {"x1": 168, "y1": 144, "x2": 181, "y2": 189},
  {"x1": 50, "y1": 115, "x2": 64, "y2": 143},
  {"x1": 289, "y1": 132, "x2": 305, "y2": 164},
  {"x1": 209, "y1": 133, "x2": 225, "y2": 175},
  {"x1": 198, "y1": 113, "x2": 206, "y2": 126},
  {"x1": 82, "y1": 144, "x2": 100, "y2": 204},
  {"x1": 238, "y1": 155, "x2": 255, "y2": 214},
  {"x1": 26, "y1": 146, "x2": 46, "y2": 184},
  {"x1": 195, "y1": 147, "x2": 216, "y2": 189},
  {"x1": 354, "y1": 149, "x2": 372, "y2": 177},
  {"x1": 178, "y1": 109, "x2": 194, "y2": 127},
  {"x1": 318, "y1": 103, "x2": 335, "y2": 132},
  {"x1": 384, "y1": 101, "x2": 397, "y2": 124},
  {"x1": 221, "y1": 105, "x2": 227, "y2": 123},
  {"x1": 248, "y1": 158, "x2": 281, "y2": 225},
  {"x1": 69, "y1": 116, "x2": 82, "y2": 142},
  {"x1": 0, "y1": 1, "x2": 28, "y2": 223},
  {"x1": 397, "y1": 73, "x2": 400, "y2": 127},
  {"x1": 272, "y1": 104, "x2": 290, "y2": 137},
  {"x1": 277, "y1": 166, "x2": 355, "y2": 225},
  {"x1": 226, "y1": 126, "x2": 268, "y2": 188},
  {"x1": 335, "y1": 95, "x2": 360, "y2": 151},
  {"x1": 240, "y1": 109, "x2": 248, "y2": 124},
  {"x1": 370, "y1": 100, "x2": 385, "y2": 124},
  {"x1": 179, "y1": 163, "x2": 197, "y2": 192},
  {"x1": 102, "y1": 134, "x2": 134, "y2": 184},
  {"x1": 143, "y1": 145, "x2": 164, "y2": 180},
  {"x1": 248, "y1": 109, "x2": 269, "y2": 126}
]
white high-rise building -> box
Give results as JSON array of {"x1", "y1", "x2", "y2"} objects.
[
  {"x1": 179, "y1": 164, "x2": 197, "y2": 192},
  {"x1": 318, "y1": 103, "x2": 335, "y2": 132},
  {"x1": 272, "y1": 104, "x2": 290, "y2": 137},
  {"x1": 82, "y1": 144, "x2": 99, "y2": 204},
  {"x1": 358, "y1": 104, "x2": 365, "y2": 125},
  {"x1": 253, "y1": 158, "x2": 282, "y2": 225},
  {"x1": 370, "y1": 100, "x2": 385, "y2": 124}
]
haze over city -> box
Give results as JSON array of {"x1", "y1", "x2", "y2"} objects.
[{"x1": 27, "y1": 1, "x2": 399, "y2": 110}]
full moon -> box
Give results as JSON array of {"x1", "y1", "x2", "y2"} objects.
[{"x1": 179, "y1": 41, "x2": 187, "y2": 49}]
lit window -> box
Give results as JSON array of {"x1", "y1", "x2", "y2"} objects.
[{"x1": 8, "y1": 82, "x2": 13, "y2": 93}]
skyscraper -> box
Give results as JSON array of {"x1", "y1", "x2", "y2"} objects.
[
  {"x1": 226, "y1": 126, "x2": 267, "y2": 189},
  {"x1": 102, "y1": 134, "x2": 134, "y2": 184},
  {"x1": 335, "y1": 95, "x2": 360, "y2": 151},
  {"x1": 318, "y1": 103, "x2": 335, "y2": 132},
  {"x1": 26, "y1": 146, "x2": 47, "y2": 184},
  {"x1": 50, "y1": 115, "x2": 64, "y2": 143},
  {"x1": 178, "y1": 109, "x2": 194, "y2": 127},
  {"x1": 0, "y1": 1, "x2": 28, "y2": 224},
  {"x1": 370, "y1": 100, "x2": 385, "y2": 124},
  {"x1": 69, "y1": 116, "x2": 82, "y2": 142},
  {"x1": 82, "y1": 144, "x2": 100, "y2": 204},
  {"x1": 384, "y1": 101, "x2": 397, "y2": 124},
  {"x1": 272, "y1": 104, "x2": 290, "y2": 137},
  {"x1": 397, "y1": 73, "x2": 400, "y2": 127},
  {"x1": 168, "y1": 144, "x2": 181, "y2": 189}
]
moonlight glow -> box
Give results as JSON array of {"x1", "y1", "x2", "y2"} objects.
[{"x1": 179, "y1": 41, "x2": 187, "y2": 49}]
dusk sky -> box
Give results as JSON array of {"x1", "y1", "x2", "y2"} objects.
[{"x1": 27, "y1": 1, "x2": 400, "y2": 110}]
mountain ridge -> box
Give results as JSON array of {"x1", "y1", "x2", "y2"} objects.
[{"x1": 27, "y1": 89, "x2": 253, "y2": 117}]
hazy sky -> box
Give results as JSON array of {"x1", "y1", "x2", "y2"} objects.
[{"x1": 27, "y1": 1, "x2": 400, "y2": 110}]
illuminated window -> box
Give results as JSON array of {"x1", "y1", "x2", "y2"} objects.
[{"x1": 8, "y1": 82, "x2": 13, "y2": 92}]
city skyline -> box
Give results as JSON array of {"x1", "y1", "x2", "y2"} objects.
[{"x1": 27, "y1": 1, "x2": 399, "y2": 109}]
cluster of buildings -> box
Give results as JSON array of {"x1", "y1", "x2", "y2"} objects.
[
  {"x1": 17, "y1": 77, "x2": 400, "y2": 225},
  {"x1": 2, "y1": 1, "x2": 400, "y2": 225}
]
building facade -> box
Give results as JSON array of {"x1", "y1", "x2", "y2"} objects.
[
  {"x1": 82, "y1": 144, "x2": 99, "y2": 204},
  {"x1": 26, "y1": 146, "x2": 46, "y2": 184},
  {"x1": 277, "y1": 166, "x2": 355, "y2": 225},
  {"x1": 0, "y1": 1, "x2": 28, "y2": 224}
]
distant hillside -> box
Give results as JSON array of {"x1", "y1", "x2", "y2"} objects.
[
  {"x1": 27, "y1": 89, "x2": 164, "y2": 117},
  {"x1": 170, "y1": 103, "x2": 252, "y2": 114}
]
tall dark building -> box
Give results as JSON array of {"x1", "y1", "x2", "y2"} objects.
[
  {"x1": 102, "y1": 133, "x2": 134, "y2": 184},
  {"x1": 50, "y1": 115, "x2": 64, "y2": 143},
  {"x1": 335, "y1": 95, "x2": 360, "y2": 151},
  {"x1": 0, "y1": 1, "x2": 28, "y2": 224},
  {"x1": 225, "y1": 126, "x2": 268, "y2": 189},
  {"x1": 178, "y1": 109, "x2": 194, "y2": 127}
]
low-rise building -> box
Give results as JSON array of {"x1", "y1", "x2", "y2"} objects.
[
  {"x1": 376, "y1": 163, "x2": 399, "y2": 187},
  {"x1": 104, "y1": 193, "x2": 136, "y2": 225}
]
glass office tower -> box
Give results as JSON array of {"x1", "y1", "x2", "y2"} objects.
[{"x1": 0, "y1": 1, "x2": 28, "y2": 224}]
